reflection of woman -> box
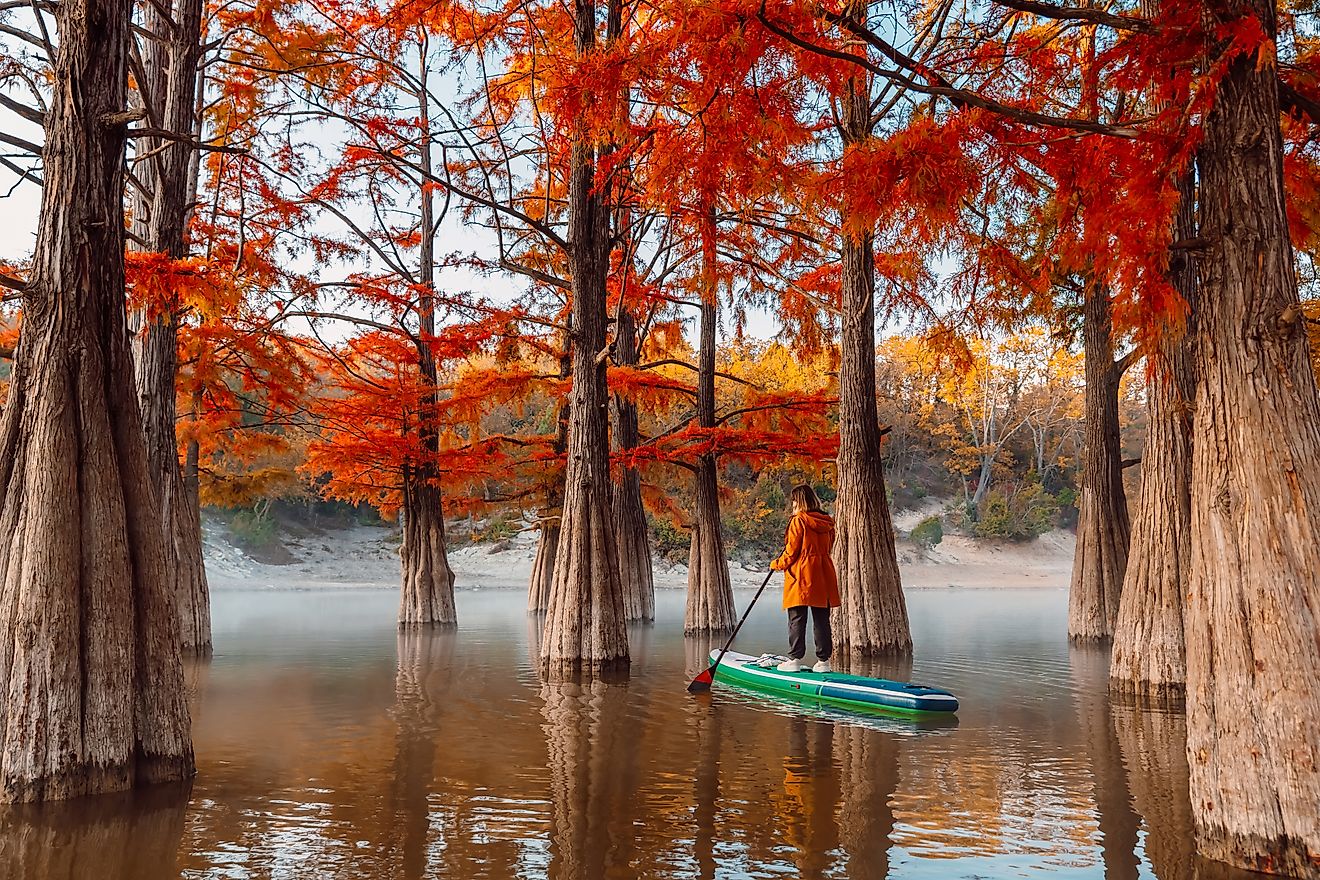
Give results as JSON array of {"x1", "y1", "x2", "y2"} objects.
[{"x1": 769, "y1": 486, "x2": 841, "y2": 673}]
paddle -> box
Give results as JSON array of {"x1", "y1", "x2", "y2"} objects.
[{"x1": 688, "y1": 567, "x2": 777, "y2": 693}]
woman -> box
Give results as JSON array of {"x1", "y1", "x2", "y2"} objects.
[{"x1": 768, "y1": 485, "x2": 841, "y2": 673}]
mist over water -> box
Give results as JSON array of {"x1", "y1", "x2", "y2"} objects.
[{"x1": 0, "y1": 588, "x2": 1255, "y2": 879}]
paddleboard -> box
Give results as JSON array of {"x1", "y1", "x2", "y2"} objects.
[{"x1": 710, "y1": 650, "x2": 959, "y2": 714}]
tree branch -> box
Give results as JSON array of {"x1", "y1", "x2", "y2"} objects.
[
  {"x1": 637, "y1": 358, "x2": 759, "y2": 388},
  {"x1": 0, "y1": 131, "x2": 42, "y2": 157},
  {"x1": 0, "y1": 272, "x2": 25, "y2": 292},
  {"x1": 1114, "y1": 346, "x2": 1141, "y2": 375},
  {"x1": 0, "y1": 92, "x2": 45, "y2": 125},
  {"x1": 759, "y1": 2, "x2": 1141, "y2": 137},
  {"x1": 991, "y1": 0, "x2": 1152, "y2": 32},
  {"x1": 127, "y1": 127, "x2": 248, "y2": 154}
]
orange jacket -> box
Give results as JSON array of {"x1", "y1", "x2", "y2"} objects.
[{"x1": 770, "y1": 511, "x2": 841, "y2": 609}]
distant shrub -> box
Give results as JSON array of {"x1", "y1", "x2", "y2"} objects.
[
  {"x1": 650, "y1": 515, "x2": 691, "y2": 565},
  {"x1": 231, "y1": 506, "x2": 278, "y2": 548},
  {"x1": 910, "y1": 515, "x2": 944, "y2": 550},
  {"x1": 973, "y1": 483, "x2": 1058, "y2": 540}
]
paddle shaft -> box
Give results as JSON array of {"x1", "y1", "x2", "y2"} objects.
[{"x1": 705, "y1": 567, "x2": 776, "y2": 679}]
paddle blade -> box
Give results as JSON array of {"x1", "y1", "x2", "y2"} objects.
[{"x1": 687, "y1": 667, "x2": 714, "y2": 693}]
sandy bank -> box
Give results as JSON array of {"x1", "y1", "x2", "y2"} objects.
[{"x1": 204, "y1": 516, "x2": 1074, "y2": 593}]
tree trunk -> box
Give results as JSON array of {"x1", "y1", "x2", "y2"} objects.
[
  {"x1": 0, "y1": 0, "x2": 194, "y2": 801},
  {"x1": 129, "y1": 0, "x2": 211, "y2": 654},
  {"x1": 1068, "y1": 288, "x2": 1130, "y2": 641},
  {"x1": 1110, "y1": 175, "x2": 1196, "y2": 701},
  {"x1": 686, "y1": 292, "x2": 734, "y2": 634},
  {"x1": 832, "y1": 231, "x2": 912, "y2": 655},
  {"x1": 399, "y1": 465, "x2": 457, "y2": 627},
  {"x1": 1184, "y1": 12, "x2": 1320, "y2": 872},
  {"x1": 397, "y1": 68, "x2": 458, "y2": 629},
  {"x1": 529, "y1": 338, "x2": 570, "y2": 614},
  {"x1": 540, "y1": 0, "x2": 628, "y2": 674},
  {"x1": 830, "y1": 32, "x2": 911, "y2": 656},
  {"x1": 613, "y1": 309, "x2": 654, "y2": 622},
  {"x1": 174, "y1": 464, "x2": 212, "y2": 653},
  {"x1": 528, "y1": 520, "x2": 560, "y2": 614}
]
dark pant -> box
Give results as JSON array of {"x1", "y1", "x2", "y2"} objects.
[{"x1": 787, "y1": 606, "x2": 832, "y2": 661}]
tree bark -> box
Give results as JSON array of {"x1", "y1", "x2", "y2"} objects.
[
  {"x1": 397, "y1": 66, "x2": 457, "y2": 628},
  {"x1": 0, "y1": 0, "x2": 195, "y2": 801},
  {"x1": 1110, "y1": 174, "x2": 1196, "y2": 701},
  {"x1": 529, "y1": 338, "x2": 570, "y2": 614},
  {"x1": 686, "y1": 291, "x2": 734, "y2": 634},
  {"x1": 830, "y1": 20, "x2": 911, "y2": 655},
  {"x1": 1068, "y1": 288, "x2": 1130, "y2": 641},
  {"x1": 1183, "y1": 10, "x2": 1320, "y2": 872},
  {"x1": 613, "y1": 309, "x2": 654, "y2": 622},
  {"x1": 540, "y1": 0, "x2": 629, "y2": 674},
  {"x1": 128, "y1": 0, "x2": 211, "y2": 654},
  {"x1": 832, "y1": 232, "x2": 912, "y2": 655},
  {"x1": 399, "y1": 464, "x2": 457, "y2": 627}
]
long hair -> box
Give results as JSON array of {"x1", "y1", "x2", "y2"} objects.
[{"x1": 790, "y1": 484, "x2": 823, "y2": 514}]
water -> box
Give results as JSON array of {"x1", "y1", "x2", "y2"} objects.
[{"x1": 0, "y1": 588, "x2": 1256, "y2": 879}]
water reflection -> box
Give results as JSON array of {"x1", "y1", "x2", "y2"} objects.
[
  {"x1": 1072, "y1": 644, "x2": 1141, "y2": 880},
  {"x1": 387, "y1": 629, "x2": 453, "y2": 878},
  {"x1": 0, "y1": 784, "x2": 189, "y2": 880},
  {"x1": 0, "y1": 589, "x2": 1274, "y2": 879},
  {"x1": 541, "y1": 678, "x2": 634, "y2": 880}
]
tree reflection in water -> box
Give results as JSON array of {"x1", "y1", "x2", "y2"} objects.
[
  {"x1": 387, "y1": 627, "x2": 455, "y2": 879},
  {"x1": 1072, "y1": 643, "x2": 1142, "y2": 880},
  {"x1": 0, "y1": 784, "x2": 190, "y2": 879},
  {"x1": 834, "y1": 654, "x2": 909, "y2": 880},
  {"x1": 540, "y1": 671, "x2": 634, "y2": 880}
]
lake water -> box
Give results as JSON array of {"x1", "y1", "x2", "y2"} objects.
[{"x1": 0, "y1": 588, "x2": 1257, "y2": 879}]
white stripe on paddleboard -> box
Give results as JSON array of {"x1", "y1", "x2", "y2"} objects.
[{"x1": 719, "y1": 659, "x2": 957, "y2": 706}]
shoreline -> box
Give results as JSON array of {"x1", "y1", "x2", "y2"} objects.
[{"x1": 205, "y1": 515, "x2": 1075, "y2": 593}]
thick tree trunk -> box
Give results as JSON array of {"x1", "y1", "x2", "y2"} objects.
[
  {"x1": 399, "y1": 465, "x2": 457, "y2": 627},
  {"x1": 529, "y1": 341, "x2": 570, "y2": 614},
  {"x1": 174, "y1": 466, "x2": 212, "y2": 652},
  {"x1": 540, "y1": 0, "x2": 628, "y2": 673},
  {"x1": 832, "y1": 230, "x2": 912, "y2": 655},
  {"x1": 686, "y1": 293, "x2": 734, "y2": 634},
  {"x1": 1068, "y1": 289, "x2": 1130, "y2": 641},
  {"x1": 528, "y1": 520, "x2": 560, "y2": 614},
  {"x1": 0, "y1": 0, "x2": 194, "y2": 801},
  {"x1": 1110, "y1": 177, "x2": 1196, "y2": 701},
  {"x1": 1183, "y1": 14, "x2": 1320, "y2": 872},
  {"x1": 397, "y1": 77, "x2": 458, "y2": 629},
  {"x1": 830, "y1": 38, "x2": 911, "y2": 655},
  {"x1": 129, "y1": 0, "x2": 211, "y2": 654},
  {"x1": 613, "y1": 309, "x2": 653, "y2": 622}
]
